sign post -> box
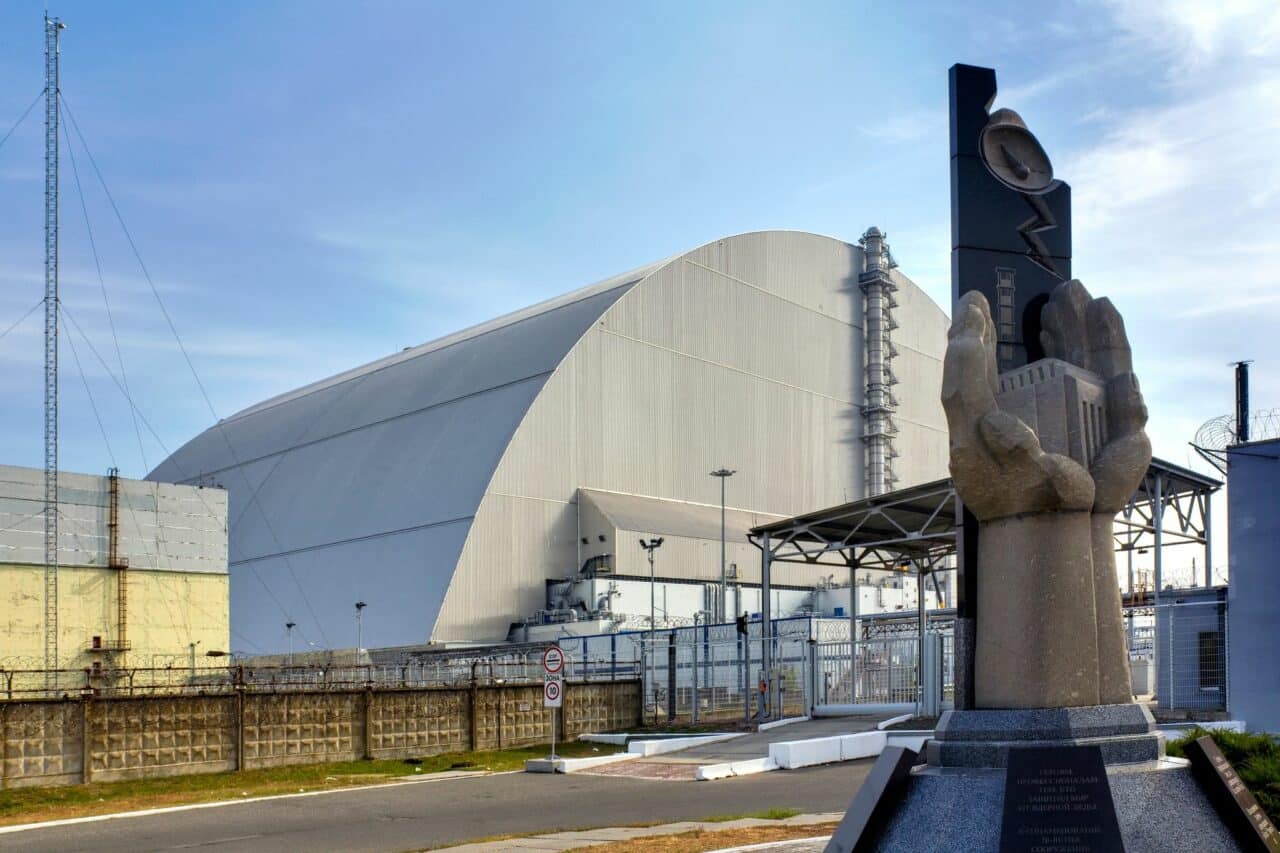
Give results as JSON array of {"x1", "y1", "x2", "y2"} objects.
[{"x1": 542, "y1": 645, "x2": 564, "y2": 762}]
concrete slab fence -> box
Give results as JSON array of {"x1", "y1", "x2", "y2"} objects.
[{"x1": 0, "y1": 680, "x2": 641, "y2": 789}]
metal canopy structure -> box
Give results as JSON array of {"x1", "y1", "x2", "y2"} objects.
[
  {"x1": 746, "y1": 458, "x2": 1221, "y2": 706},
  {"x1": 750, "y1": 477, "x2": 956, "y2": 571},
  {"x1": 750, "y1": 458, "x2": 1219, "y2": 582}
]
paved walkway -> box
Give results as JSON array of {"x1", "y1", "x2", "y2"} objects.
[
  {"x1": 439, "y1": 812, "x2": 841, "y2": 852},
  {"x1": 580, "y1": 715, "x2": 886, "y2": 781}
]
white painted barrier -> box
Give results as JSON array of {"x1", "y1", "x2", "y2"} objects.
[
  {"x1": 768, "y1": 736, "x2": 844, "y2": 769},
  {"x1": 727, "y1": 756, "x2": 779, "y2": 776},
  {"x1": 839, "y1": 731, "x2": 887, "y2": 760},
  {"x1": 695, "y1": 762, "x2": 734, "y2": 781},
  {"x1": 555, "y1": 753, "x2": 641, "y2": 773},
  {"x1": 695, "y1": 756, "x2": 780, "y2": 781}
]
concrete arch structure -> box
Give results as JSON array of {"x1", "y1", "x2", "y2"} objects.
[{"x1": 151, "y1": 230, "x2": 950, "y2": 650}]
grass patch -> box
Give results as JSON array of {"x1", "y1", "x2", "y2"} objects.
[
  {"x1": 0, "y1": 740, "x2": 615, "y2": 828},
  {"x1": 563, "y1": 821, "x2": 838, "y2": 852},
  {"x1": 1167, "y1": 727, "x2": 1280, "y2": 823},
  {"x1": 702, "y1": 806, "x2": 802, "y2": 823}
]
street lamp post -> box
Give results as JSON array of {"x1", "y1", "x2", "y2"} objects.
[
  {"x1": 710, "y1": 469, "x2": 736, "y2": 623},
  {"x1": 355, "y1": 601, "x2": 367, "y2": 663},
  {"x1": 285, "y1": 621, "x2": 296, "y2": 666},
  {"x1": 639, "y1": 538, "x2": 664, "y2": 721}
]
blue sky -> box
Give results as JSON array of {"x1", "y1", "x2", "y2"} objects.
[{"x1": 0, "y1": 1, "x2": 1276, "y2": 585}]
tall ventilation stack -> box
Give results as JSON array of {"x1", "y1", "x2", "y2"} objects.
[{"x1": 859, "y1": 227, "x2": 900, "y2": 496}]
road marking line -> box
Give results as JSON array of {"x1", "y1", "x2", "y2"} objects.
[
  {"x1": 170, "y1": 833, "x2": 265, "y2": 849},
  {"x1": 0, "y1": 770, "x2": 516, "y2": 835}
]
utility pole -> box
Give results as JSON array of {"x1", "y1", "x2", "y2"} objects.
[
  {"x1": 710, "y1": 469, "x2": 735, "y2": 622},
  {"x1": 43, "y1": 15, "x2": 66, "y2": 689},
  {"x1": 355, "y1": 601, "x2": 367, "y2": 663},
  {"x1": 639, "y1": 538, "x2": 664, "y2": 720}
]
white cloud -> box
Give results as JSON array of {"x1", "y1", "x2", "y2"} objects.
[{"x1": 1101, "y1": 0, "x2": 1280, "y2": 67}]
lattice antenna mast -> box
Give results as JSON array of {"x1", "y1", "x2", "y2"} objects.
[{"x1": 43, "y1": 14, "x2": 66, "y2": 684}]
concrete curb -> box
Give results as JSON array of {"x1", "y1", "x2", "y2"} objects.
[
  {"x1": 697, "y1": 729, "x2": 892, "y2": 779},
  {"x1": 439, "y1": 811, "x2": 842, "y2": 852},
  {"x1": 713, "y1": 838, "x2": 830, "y2": 853},
  {"x1": 627, "y1": 732, "x2": 745, "y2": 757},
  {"x1": 1157, "y1": 720, "x2": 1247, "y2": 734},
  {"x1": 768, "y1": 731, "x2": 887, "y2": 769},
  {"x1": 758, "y1": 715, "x2": 810, "y2": 732},
  {"x1": 885, "y1": 731, "x2": 931, "y2": 752},
  {"x1": 877, "y1": 713, "x2": 914, "y2": 730},
  {"x1": 812, "y1": 702, "x2": 916, "y2": 717},
  {"x1": 578, "y1": 733, "x2": 631, "y2": 745},
  {"x1": 694, "y1": 756, "x2": 779, "y2": 781}
]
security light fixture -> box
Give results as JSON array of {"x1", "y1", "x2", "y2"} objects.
[{"x1": 709, "y1": 469, "x2": 737, "y2": 622}]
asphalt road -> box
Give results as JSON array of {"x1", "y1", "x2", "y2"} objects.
[{"x1": 0, "y1": 762, "x2": 870, "y2": 853}]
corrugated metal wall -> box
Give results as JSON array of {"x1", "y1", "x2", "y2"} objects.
[
  {"x1": 439, "y1": 231, "x2": 948, "y2": 641},
  {"x1": 0, "y1": 465, "x2": 226, "y2": 574}
]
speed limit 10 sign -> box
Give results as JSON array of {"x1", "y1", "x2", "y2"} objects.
[
  {"x1": 543, "y1": 675, "x2": 563, "y2": 708},
  {"x1": 542, "y1": 645, "x2": 565, "y2": 674}
]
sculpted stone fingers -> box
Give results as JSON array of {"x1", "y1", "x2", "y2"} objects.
[
  {"x1": 1086, "y1": 297, "x2": 1133, "y2": 379},
  {"x1": 1090, "y1": 429, "x2": 1151, "y2": 513},
  {"x1": 978, "y1": 411, "x2": 1094, "y2": 516},
  {"x1": 943, "y1": 294, "x2": 1002, "y2": 493},
  {"x1": 1039, "y1": 280, "x2": 1093, "y2": 369},
  {"x1": 944, "y1": 290, "x2": 1094, "y2": 519}
]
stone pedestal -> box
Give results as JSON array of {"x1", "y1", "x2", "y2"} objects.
[
  {"x1": 842, "y1": 704, "x2": 1243, "y2": 851},
  {"x1": 873, "y1": 759, "x2": 1243, "y2": 852},
  {"x1": 926, "y1": 703, "x2": 1165, "y2": 768}
]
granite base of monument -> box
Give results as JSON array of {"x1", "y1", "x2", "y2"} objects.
[
  {"x1": 869, "y1": 758, "x2": 1243, "y2": 852},
  {"x1": 826, "y1": 704, "x2": 1247, "y2": 852},
  {"x1": 927, "y1": 704, "x2": 1165, "y2": 768}
]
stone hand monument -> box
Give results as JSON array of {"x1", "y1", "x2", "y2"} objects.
[
  {"x1": 942, "y1": 280, "x2": 1150, "y2": 709},
  {"x1": 828, "y1": 63, "x2": 1254, "y2": 853}
]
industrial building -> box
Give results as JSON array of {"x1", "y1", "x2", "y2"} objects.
[
  {"x1": 0, "y1": 465, "x2": 229, "y2": 675},
  {"x1": 150, "y1": 229, "x2": 952, "y2": 651}
]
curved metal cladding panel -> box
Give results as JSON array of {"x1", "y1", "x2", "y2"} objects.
[
  {"x1": 438, "y1": 231, "x2": 950, "y2": 642},
  {"x1": 147, "y1": 267, "x2": 657, "y2": 653}
]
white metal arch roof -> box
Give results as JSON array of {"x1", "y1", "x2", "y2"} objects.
[
  {"x1": 147, "y1": 255, "x2": 671, "y2": 650},
  {"x1": 149, "y1": 229, "x2": 946, "y2": 652}
]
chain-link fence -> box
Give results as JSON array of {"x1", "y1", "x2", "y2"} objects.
[
  {"x1": 1155, "y1": 598, "x2": 1228, "y2": 712},
  {"x1": 1122, "y1": 597, "x2": 1227, "y2": 712},
  {"x1": 635, "y1": 631, "x2": 813, "y2": 723}
]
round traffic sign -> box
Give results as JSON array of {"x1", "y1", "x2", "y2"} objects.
[
  {"x1": 542, "y1": 645, "x2": 565, "y2": 674},
  {"x1": 544, "y1": 678, "x2": 561, "y2": 703}
]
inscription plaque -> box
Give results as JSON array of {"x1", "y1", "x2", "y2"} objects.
[
  {"x1": 999, "y1": 746, "x2": 1123, "y2": 853},
  {"x1": 1184, "y1": 735, "x2": 1280, "y2": 853}
]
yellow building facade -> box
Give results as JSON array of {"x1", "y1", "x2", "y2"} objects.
[{"x1": 0, "y1": 466, "x2": 228, "y2": 682}]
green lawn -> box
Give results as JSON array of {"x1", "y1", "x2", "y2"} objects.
[
  {"x1": 0, "y1": 740, "x2": 615, "y2": 827},
  {"x1": 1167, "y1": 727, "x2": 1280, "y2": 823}
]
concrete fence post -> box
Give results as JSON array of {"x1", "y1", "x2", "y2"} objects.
[
  {"x1": 234, "y1": 688, "x2": 246, "y2": 772},
  {"x1": 468, "y1": 684, "x2": 479, "y2": 751},
  {"x1": 80, "y1": 696, "x2": 92, "y2": 784},
  {"x1": 362, "y1": 686, "x2": 374, "y2": 760},
  {"x1": 0, "y1": 702, "x2": 6, "y2": 790},
  {"x1": 234, "y1": 666, "x2": 246, "y2": 772}
]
